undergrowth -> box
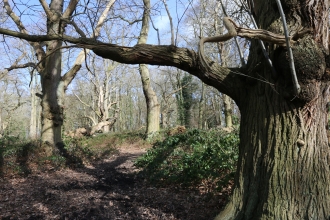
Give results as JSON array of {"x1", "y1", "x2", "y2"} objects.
[
  {"x1": 0, "y1": 131, "x2": 148, "y2": 176},
  {"x1": 135, "y1": 129, "x2": 239, "y2": 192}
]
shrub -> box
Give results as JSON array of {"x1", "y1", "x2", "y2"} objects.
[{"x1": 135, "y1": 129, "x2": 239, "y2": 192}]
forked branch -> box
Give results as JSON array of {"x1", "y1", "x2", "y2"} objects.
[{"x1": 199, "y1": 17, "x2": 297, "y2": 67}]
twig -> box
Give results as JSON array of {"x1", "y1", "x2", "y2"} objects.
[
  {"x1": 219, "y1": 0, "x2": 245, "y2": 66},
  {"x1": 275, "y1": 0, "x2": 300, "y2": 95},
  {"x1": 240, "y1": 0, "x2": 277, "y2": 76}
]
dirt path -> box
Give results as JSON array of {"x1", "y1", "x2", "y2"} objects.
[{"x1": 0, "y1": 146, "x2": 224, "y2": 219}]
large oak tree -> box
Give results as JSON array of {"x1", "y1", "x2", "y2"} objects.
[{"x1": 0, "y1": 0, "x2": 329, "y2": 218}]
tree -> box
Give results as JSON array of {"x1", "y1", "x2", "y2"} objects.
[
  {"x1": 2, "y1": 0, "x2": 115, "y2": 153},
  {"x1": 137, "y1": 0, "x2": 160, "y2": 139},
  {"x1": 1, "y1": 0, "x2": 330, "y2": 218},
  {"x1": 179, "y1": 73, "x2": 197, "y2": 128},
  {"x1": 72, "y1": 57, "x2": 120, "y2": 135}
]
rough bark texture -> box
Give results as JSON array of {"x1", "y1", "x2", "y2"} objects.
[
  {"x1": 215, "y1": 0, "x2": 330, "y2": 219},
  {"x1": 198, "y1": 83, "x2": 205, "y2": 129}
]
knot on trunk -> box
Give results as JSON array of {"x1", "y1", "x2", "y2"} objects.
[{"x1": 274, "y1": 37, "x2": 326, "y2": 102}]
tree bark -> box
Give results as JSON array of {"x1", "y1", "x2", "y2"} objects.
[
  {"x1": 216, "y1": 86, "x2": 330, "y2": 219},
  {"x1": 29, "y1": 75, "x2": 38, "y2": 139},
  {"x1": 40, "y1": 0, "x2": 64, "y2": 151},
  {"x1": 139, "y1": 64, "x2": 160, "y2": 137},
  {"x1": 223, "y1": 94, "x2": 233, "y2": 128},
  {"x1": 215, "y1": 0, "x2": 330, "y2": 218},
  {"x1": 198, "y1": 83, "x2": 205, "y2": 129},
  {"x1": 138, "y1": 0, "x2": 160, "y2": 139}
]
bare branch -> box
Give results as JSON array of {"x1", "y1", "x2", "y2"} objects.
[
  {"x1": 162, "y1": 0, "x2": 174, "y2": 45},
  {"x1": 63, "y1": 0, "x2": 79, "y2": 19},
  {"x1": 74, "y1": 93, "x2": 101, "y2": 118},
  {"x1": 5, "y1": 62, "x2": 36, "y2": 71},
  {"x1": 4, "y1": 0, "x2": 29, "y2": 34},
  {"x1": 150, "y1": 16, "x2": 160, "y2": 44},
  {"x1": 61, "y1": 0, "x2": 116, "y2": 90},
  {"x1": 84, "y1": 116, "x2": 97, "y2": 126},
  {"x1": 0, "y1": 23, "x2": 247, "y2": 98},
  {"x1": 198, "y1": 16, "x2": 310, "y2": 69},
  {"x1": 39, "y1": 0, "x2": 53, "y2": 18},
  {"x1": 106, "y1": 101, "x2": 117, "y2": 110},
  {"x1": 0, "y1": 52, "x2": 35, "y2": 80},
  {"x1": 116, "y1": 15, "x2": 142, "y2": 25},
  {"x1": 61, "y1": 18, "x2": 86, "y2": 37},
  {"x1": 3, "y1": 0, "x2": 45, "y2": 70},
  {"x1": 92, "y1": 0, "x2": 116, "y2": 38},
  {"x1": 275, "y1": 0, "x2": 300, "y2": 95},
  {"x1": 219, "y1": 0, "x2": 245, "y2": 66}
]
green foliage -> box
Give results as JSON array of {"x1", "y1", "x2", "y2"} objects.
[
  {"x1": 0, "y1": 136, "x2": 40, "y2": 175},
  {"x1": 62, "y1": 131, "x2": 148, "y2": 163},
  {"x1": 0, "y1": 131, "x2": 148, "y2": 176},
  {"x1": 135, "y1": 129, "x2": 239, "y2": 191}
]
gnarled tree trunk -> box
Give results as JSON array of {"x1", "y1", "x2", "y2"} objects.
[
  {"x1": 216, "y1": 0, "x2": 330, "y2": 219},
  {"x1": 218, "y1": 82, "x2": 330, "y2": 219}
]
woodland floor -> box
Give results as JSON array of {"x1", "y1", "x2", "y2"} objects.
[{"x1": 0, "y1": 144, "x2": 229, "y2": 220}]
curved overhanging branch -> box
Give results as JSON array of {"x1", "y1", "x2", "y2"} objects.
[{"x1": 0, "y1": 26, "x2": 245, "y2": 99}]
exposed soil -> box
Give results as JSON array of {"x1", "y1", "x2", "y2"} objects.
[{"x1": 0, "y1": 145, "x2": 228, "y2": 220}]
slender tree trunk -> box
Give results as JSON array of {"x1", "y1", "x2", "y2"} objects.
[
  {"x1": 0, "y1": 109, "x2": 3, "y2": 137},
  {"x1": 29, "y1": 79, "x2": 38, "y2": 139},
  {"x1": 198, "y1": 83, "x2": 205, "y2": 129},
  {"x1": 138, "y1": 0, "x2": 160, "y2": 139},
  {"x1": 214, "y1": 3, "x2": 233, "y2": 129},
  {"x1": 223, "y1": 94, "x2": 233, "y2": 128},
  {"x1": 176, "y1": 74, "x2": 185, "y2": 126},
  {"x1": 140, "y1": 64, "x2": 160, "y2": 136}
]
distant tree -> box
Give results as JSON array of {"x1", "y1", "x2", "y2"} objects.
[{"x1": 179, "y1": 74, "x2": 197, "y2": 127}]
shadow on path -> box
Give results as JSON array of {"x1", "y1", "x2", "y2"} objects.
[{"x1": 0, "y1": 150, "x2": 223, "y2": 220}]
